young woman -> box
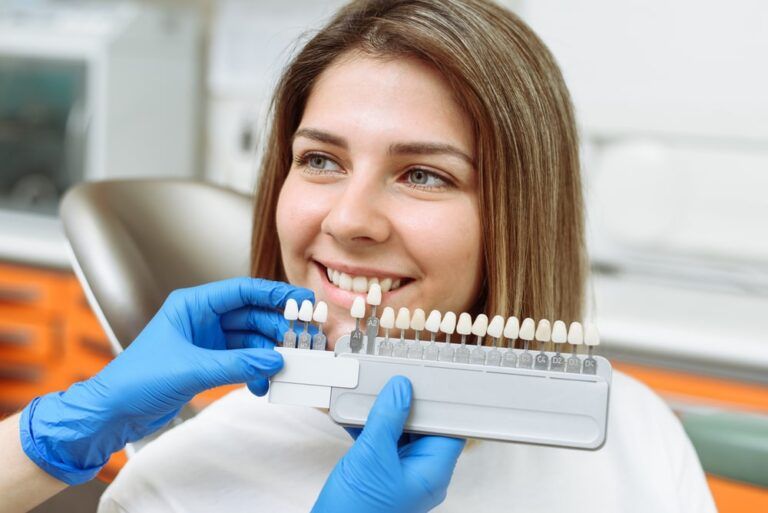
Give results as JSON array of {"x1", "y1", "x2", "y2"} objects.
[{"x1": 99, "y1": 1, "x2": 717, "y2": 511}]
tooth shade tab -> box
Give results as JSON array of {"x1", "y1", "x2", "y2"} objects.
[
  {"x1": 425, "y1": 310, "x2": 442, "y2": 333},
  {"x1": 440, "y1": 312, "x2": 457, "y2": 334},
  {"x1": 380, "y1": 307, "x2": 395, "y2": 329},
  {"x1": 471, "y1": 314, "x2": 489, "y2": 337},
  {"x1": 456, "y1": 313, "x2": 473, "y2": 335},
  {"x1": 350, "y1": 297, "x2": 366, "y2": 319},
  {"x1": 567, "y1": 322, "x2": 584, "y2": 345},
  {"x1": 519, "y1": 318, "x2": 535, "y2": 340},
  {"x1": 503, "y1": 316, "x2": 520, "y2": 339},
  {"x1": 284, "y1": 299, "x2": 299, "y2": 321},
  {"x1": 298, "y1": 300, "x2": 313, "y2": 322},
  {"x1": 487, "y1": 315, "x2": 504, "y2": 338},
  {"x1": 535, "y1": 319, "x2": 552, "y2": 342},
  {"x1": 395, "y1": 307, "x2": 411, "y2": 330},
  {"x1": 551, "y1": 320, "x2": 567, "y2": 344},
  {"x1": 366, "y1": 283, "x2": 382, "y2": 305},
  {"x1": 312, "y1": 301, "x2": 328, "y2": 323},
  {"x1": 410, "y1": 308, "x2": 426, "y2": 331},
  {"x1": 584, "y1": 323, "x2": 600, "y2": 346}
]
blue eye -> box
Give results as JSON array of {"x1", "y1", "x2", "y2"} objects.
[
  {"x1": 295, "y1": 153, "x2": 342, "y2": 174},
  {"x1": 404, "y1": 168, "x2": 450, "y2": 189}
]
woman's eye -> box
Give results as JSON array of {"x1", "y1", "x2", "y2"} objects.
[
  {"x1": 403, "y1": 168, "x2": 450, "y2": 190},
  {"x1": 294, "y1": 153, "x2": 342, "y2": 174}
]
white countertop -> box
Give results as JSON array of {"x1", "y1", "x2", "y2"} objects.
[
  {"x1": 0, "y1": 210, "x2": 71, "y2": 269},
  {"x1": 594, "y1": 272, "x2": 768, "y2": 376}
]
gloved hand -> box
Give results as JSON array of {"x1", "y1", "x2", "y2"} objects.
[
  {"x1": 19, "y1": 277, "x2": 312, "y2": 485},
  {"x1": 312, "y1": 376, "x2": 466, "y2": 513}
]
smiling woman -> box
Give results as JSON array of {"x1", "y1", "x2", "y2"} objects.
[
  {"x1": 275, "y1": 53, "x2": 483, "y2": 347},
  {"x1": 98, "y1": 1, "x2": 716, "y2": 512}
]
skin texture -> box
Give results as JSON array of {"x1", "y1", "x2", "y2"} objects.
[
  {"x1": 276, "y1": 52, "x2": 484, "y2": 348},
  {"x1": 0, "y1": 413, "x2": 67, "y2": 513}
]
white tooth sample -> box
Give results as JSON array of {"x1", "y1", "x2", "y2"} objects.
[
  {"x1": 425, "y1": 310, "x2": 442, "y2": 333},
  {"x1": 350, "y1": 297, "x2": 366, "y2": 319},
  {"x1": 352, "y1": 276, "x2": 368, "y2": 293},
  {"x1": 366, "y1": 283, "x2": 382, "y2": 305},
  {"x1": 503, "y1": 316, "x2": 520, "y2": 339},
  {"x1": 440, "y1": 312, "x2": 457, "y2": 334},
  {"x1": 519, "y1": 318, "x2": 535, "y2": 340},
  {"x1": 298, "y1": 300, "x2": 313, "y2": 322},
  {"x1": 584, "y1": 323, "x2": 600, "y2": 346},
  {"x1": 456, "y1": 313, "x2": 473, "y2": 335},
  {"x1": 487, "y1": 315, "x2": 504, "y2": 339},
  {"x1": 471, "y1": 314, "x2": 489, "y2": 337},
  {"x1": 380, "y1": 307, "x2": 395, "y2": 329},
  {"x1": 551, "y1": 320, "x2": 567, "y2": 344},
  {"x1": 395, "y1": 307, "x2": 411, "y2": 330},
  {"x1": 567, "y1": 322, "x2": 584, "y2": 345},
  {"x1": 410, "y1": 308, "x2": 426, "y2": 331},
  {"x1": 379, "y1": 278, "x2": 392, "y2": 292},
  {"x1": 284, "y1": 299, "x2": 299, "y2": 321},
  {"x1": 312, "y1": 301, "x2": 328, "y2": 323},
  {"x1": 535, "y1": 319, "x2": 552, "y2": 342},
  {"x1": 391, "y1": 279, "x2": 401, "y2": 290}
]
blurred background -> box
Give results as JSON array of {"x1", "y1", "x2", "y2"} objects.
[{"x1": 0, "y1": 0, "x2": 766, "y2": 511}]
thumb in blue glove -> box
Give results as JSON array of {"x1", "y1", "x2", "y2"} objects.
[
  {"x1": 312, "y1": 376, "x2": 466, "y2": 513},
  {"x1": 19, "y1": 277, "x2": 312, "y2": 485}
]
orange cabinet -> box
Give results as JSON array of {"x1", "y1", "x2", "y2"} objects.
[{"x1": 0, "y1": 261, "x2": 121, "y2": 480}]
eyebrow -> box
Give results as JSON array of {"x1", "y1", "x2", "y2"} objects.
[{"x1": 293, "y1": 128, "x2": 474, "y2": 166}]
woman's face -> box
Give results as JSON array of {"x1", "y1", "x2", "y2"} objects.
[{"x1": 276, "y1": 53, "x2": 483, "y2": 348}]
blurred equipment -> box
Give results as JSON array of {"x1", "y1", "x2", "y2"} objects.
[{"x1": 0, "y1": 0, "x2": 202, "y2": 217}]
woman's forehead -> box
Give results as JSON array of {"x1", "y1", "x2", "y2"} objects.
[{"x1": 299, "y1": 53, "x2": 474, "y2": 156}]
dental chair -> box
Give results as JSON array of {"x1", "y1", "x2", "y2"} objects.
[
  {"x1": 60, "y1": 179, "x2": 768, "y2": 493},
  {"x1": 60, "y1": 179, "x2": 253, "y2": 434}
]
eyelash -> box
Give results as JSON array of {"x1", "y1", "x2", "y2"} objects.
[{"x1": 293, "y1": 152, "x2": 455, "y2": 191}]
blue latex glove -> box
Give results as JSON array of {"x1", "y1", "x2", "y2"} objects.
[
  {"x1": 19, "y1": 277, "x2": 312, "y2": 485},
  {"x1": 312, "y1": 376, "x2": 466, "y2": 513}
]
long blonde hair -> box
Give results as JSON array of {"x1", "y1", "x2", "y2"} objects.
[{"x1": 251, "y1": 0, "x2": 587, "y2": 324}]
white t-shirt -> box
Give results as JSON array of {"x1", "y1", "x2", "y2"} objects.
[{"x1": 98, "y1": 371, "x2": 716, "y2": 513}]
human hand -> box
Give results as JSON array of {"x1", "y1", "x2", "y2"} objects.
[
  {"x1": 19, "y1": 277, "x2": 312, "y2": 485},
  {"x1": 312, "y1": 376, "x2": 466, "y2": 513}
]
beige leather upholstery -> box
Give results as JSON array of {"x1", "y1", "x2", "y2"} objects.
[{"x1": 60, "y1": 179, "x2": 253, "y2": 351}]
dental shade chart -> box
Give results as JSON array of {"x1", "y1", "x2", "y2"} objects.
[{"x1": 270, "y1": 287, "x2": 611, "y2": 449}]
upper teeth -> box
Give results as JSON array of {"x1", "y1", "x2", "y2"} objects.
[{"x1": 326, "y1": 267, "x2": 402, "y2": 293}]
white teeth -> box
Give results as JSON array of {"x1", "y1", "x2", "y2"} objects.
[
  {"x1": 352, "y1": 276, "x2": 368, "y2": 293},
  {"x1": 324, "y1": 266, "x2": 405, "y2": 293}
]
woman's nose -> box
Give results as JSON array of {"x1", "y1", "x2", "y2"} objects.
[{"x1": 321, "y1": 174, "x2": 391, "y2": 247}]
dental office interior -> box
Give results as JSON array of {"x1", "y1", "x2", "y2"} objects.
[{"x1": 1, "y1": 0, "x2": 766, "y2": 512}]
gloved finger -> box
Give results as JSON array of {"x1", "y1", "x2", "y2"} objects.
[
  {"x1": 220, "y1": 306, "x2": 318, "y2": 341},
  {"x1": 188, "y1": 277, "x2": 314, "y2": 315},
  {"x1": 246, "y1": 377, "x2": 270, "y2": 397},
  {"x1": 400, "y1": 436, "x2": 465, "y2": 491},
  {"x1": 225, "y1": 331, "x2": 277, "y2": 350},
  {"x1": 219, "y1": 306, "x2": 284, "y2": 341},
  {"x1": 358, "y1": 376, "x2": 412, "y2": 449},
  {"x1": 189, "y1": 347, "x2": 284, "y2": 391}
]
